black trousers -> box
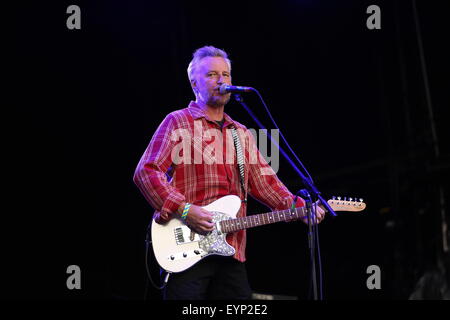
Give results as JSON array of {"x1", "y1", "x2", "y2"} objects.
[{"x1": 162, "y1": 255, "x2": 252, "y2": 300}]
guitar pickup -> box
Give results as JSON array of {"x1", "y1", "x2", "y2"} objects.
[{"x1": 174, "y1": 226, "x2": 201, "y2": 245}]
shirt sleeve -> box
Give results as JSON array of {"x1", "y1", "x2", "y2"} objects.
[
  {"x1": 245, "y1": 129, "x2": 305, "y2": 211},
  {"x1": 133, "y1": 113, "x2": 185, "y2": 222}
]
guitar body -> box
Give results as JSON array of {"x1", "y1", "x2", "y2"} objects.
[{"x1": 151, "y1": 195, "x2": 242, "y2": 273}]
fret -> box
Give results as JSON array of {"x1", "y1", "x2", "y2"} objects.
[
  {"x1": 290, "y1": 208, "x2": 297, "y2": 220},
  {"x1": 221, "y1": 221, "x2": 226, "y2": 233},
  {"x1": 294, "y1": 207, "x2": 299, "y2": 219},
  {"x1": 297, "y1": 207, "x2": 303, "y2": 219},
  {"x1": 291, "y1": 209, "x2": 296, "y2": 221},
  {"x1": 219, "y1": 204, "x2": 314, "y2": 234}
]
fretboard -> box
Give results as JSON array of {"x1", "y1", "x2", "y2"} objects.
[{"x1": 219, "y1": 206, "x2": 307, "y2": 233}]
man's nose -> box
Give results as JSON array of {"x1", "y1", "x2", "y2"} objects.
[{"x1": 217, "y1": 75, "x2": 227, "y2": 84}]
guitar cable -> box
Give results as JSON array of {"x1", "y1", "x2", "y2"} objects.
[{"x1": 144, "y1": 223, "x2": 171, "y2": 300}]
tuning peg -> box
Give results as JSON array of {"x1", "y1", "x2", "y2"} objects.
[
  {"x1": 349, "y1": 197, "x2": 353, "y2": 201},
  {"x1": 359, "y1": 198, "x2": 364, "y2": 202},
  {"x1": 344, "y1": 197, "x2": 347, "y2": 201},
  {"x1": 337, "y1": 196, "x2": 341, "y2": 200},
  {"x1": 332, "y1": 196, "x2": 336, "y2": 200}
]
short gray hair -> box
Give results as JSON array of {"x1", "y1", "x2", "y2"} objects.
[{"x1": 187, "y1": 46, "x2": 232, "y2": 82}]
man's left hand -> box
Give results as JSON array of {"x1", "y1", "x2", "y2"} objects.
[{"x1": 301, "y1": 200, "x2": 326, "y2": 225}]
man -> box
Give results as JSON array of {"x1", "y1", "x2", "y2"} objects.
[{"x1": 133, "y1": 45, "x2": 325, "y2": 300}]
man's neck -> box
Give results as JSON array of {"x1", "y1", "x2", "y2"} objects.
[{"x1": 196, "y1": 100, "x2": 224, "y2": 121}]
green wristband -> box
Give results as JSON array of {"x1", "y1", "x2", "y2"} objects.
[
  {"x1": 291, "y1": 196, "x2": 298, "y2": 210},
  {"x1": 181, "y1": 203, "x2": 191, "y2": 220}
]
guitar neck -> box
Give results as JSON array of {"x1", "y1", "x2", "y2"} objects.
[{"x1": 219, "y1": 206, "x2": 308, "y2": 233}]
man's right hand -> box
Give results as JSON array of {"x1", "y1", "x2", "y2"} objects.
[{"x1": 178, "y1": 203, "x2": 215, "y2": 234}]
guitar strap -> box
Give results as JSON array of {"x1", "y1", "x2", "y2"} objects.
[{"x1": 231, "y1": 127, "x2": 248, "y2": 203}]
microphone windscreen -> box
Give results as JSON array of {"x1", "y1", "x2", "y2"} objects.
[{"x1": 219, "y1": 84, "x2": 229, "y2": 95}]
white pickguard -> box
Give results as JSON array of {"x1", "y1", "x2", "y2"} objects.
[{"x1": 151, "y1": 195, "x2": 242, "y2": 273}]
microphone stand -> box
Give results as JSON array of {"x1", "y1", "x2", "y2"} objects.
[
  {"x1": 233, "y1": 93, "x2": 336, "y2": 216},
  {"x1": 298, "y1": 189, "x2": 319, "y2": 300},
  {"x1": 233, "y1": 93, "x2": 334, "y2": 300}
]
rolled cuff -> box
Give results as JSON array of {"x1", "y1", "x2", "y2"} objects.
[{"x1": 161, "y1": 191, "x2": 185, "y2": 217}]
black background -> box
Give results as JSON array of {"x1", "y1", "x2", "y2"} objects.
[{"x1": 9, "y1": 0, "x2": 449, "y2": 300}]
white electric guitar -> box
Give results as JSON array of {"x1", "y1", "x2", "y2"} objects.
[{"x1": 151, "y1": 195, "x2": 366, "y2": 273}]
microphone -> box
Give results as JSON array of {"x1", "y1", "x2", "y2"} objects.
[{"x1": 219, "y1": 84, "x2": 254, "y2": 94}]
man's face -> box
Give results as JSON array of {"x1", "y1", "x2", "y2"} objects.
[{"x1": 191, "y1": 57, "x2": 232, "y2": 107}]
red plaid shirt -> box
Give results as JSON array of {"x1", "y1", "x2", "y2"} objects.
[{"x1": 133, "y1": 101, "x2": 305, "y2": 262}]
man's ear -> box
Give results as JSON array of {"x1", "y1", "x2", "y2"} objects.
[{"x1": 190, "y1": 79, "x2": 198, "y2": 93}]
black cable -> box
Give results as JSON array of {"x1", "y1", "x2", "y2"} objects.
[
  {"x1": 308, "y1": 194, "x2": 318, "y2": 300},
  {"x1": 312, "y1": 201, "x2": 324, "y2": 300},
  {"x1": 144, "y1": 227, "x2": 170, "y2": 295},
  {"x1": 304, "y1": 192, "x2": 324, "y2": 300}
]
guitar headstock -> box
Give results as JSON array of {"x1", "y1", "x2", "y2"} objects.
[{"x1": 327, "y1": 196, "x2": 366, "y2": 212}]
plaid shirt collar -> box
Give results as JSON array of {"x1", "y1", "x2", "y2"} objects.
[{"x1": 188, "y1": 101, "x2": 237, "y2": 128}]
